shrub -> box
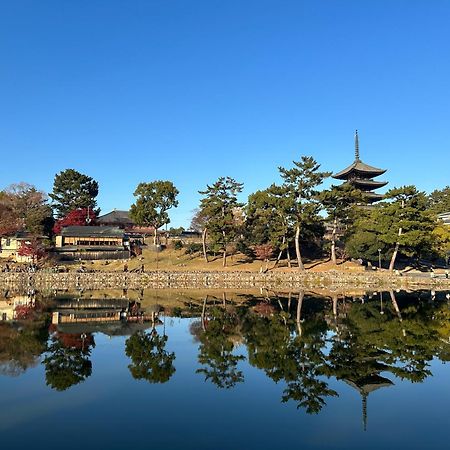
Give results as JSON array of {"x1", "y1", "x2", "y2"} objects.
[
  {"x1": 185, "y1": 243, "x2": 203, "y2": 255},
  {"x1": 173, "y1": 240, "x2": 183, "y2": 250}
]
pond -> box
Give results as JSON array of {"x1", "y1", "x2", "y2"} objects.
[{"x1": 0, "y1": 288, "x2": 449, "y2": 449}]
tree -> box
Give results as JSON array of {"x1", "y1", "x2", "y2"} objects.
[
  {"x1": 245, "y1": 186, "x2": 290, "y2": 265},
  {"x1": 344, "y1": 208, "x2": 387, "y2": 262},
  {"x1": 279, "y1": 156, "x2": 331, "y2": 270},
  {"x1": 125, "y1": 330, "x2": 176, "y2": 383},
  {"x1": 345, "y1": 186, "x2": 435, "y2": 268},
  {"x1": 130, "y1": 180, "x2": 179, "y2": 245},
  {"x1": 49, "y1": 169, "x2": 99, "y2": 218},
  {"x1": 52, "y1": 207, "x2": 98, "y2": 235},
  {"x1": 43, "y1": 335, "x2": 93, "y2": 391},
  {"x1": 198, "y1": 177, "x2": 244, "y2": 267},
  {"x1": 254, "y1": 243, "x2": 274, "y2": 272},
  {"x1": 17, "y1": 238, "x2": 47, "y2": 264},
  {"x1": 319, "y1": 184, "x2": 363, "y2": 264},
  {"x1": 0, "y1": 183, "x2": 53, "y2": 237},
  {"x1": 190, "y1": 208, "x2": 209, "y2": 262},
  {"x1": 427, "y1": 186, "x2": 450, "y2": 216},
  {"x1": 432, "y1": 223, "x2": 450, "y2": 263},
  {"x1": 383, "y1": 186, "x2": 435, "y2": 270}
]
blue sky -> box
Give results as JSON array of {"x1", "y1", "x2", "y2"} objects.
[{"x1": 1, "y1": 0, "x2": 449, "y2": 227}]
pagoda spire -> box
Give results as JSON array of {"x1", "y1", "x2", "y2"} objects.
[{"x1": 355, "y1": 129, "x2": 360, "y2": 161}]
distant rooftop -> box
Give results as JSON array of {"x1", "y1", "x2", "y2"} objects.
[{"x1": 98, "y1": 210, "x2": 133, "y2": 224}]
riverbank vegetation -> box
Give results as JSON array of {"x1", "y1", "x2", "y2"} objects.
[{"x1": 1, "y1": 161, "x2": 449, "y2": 272}]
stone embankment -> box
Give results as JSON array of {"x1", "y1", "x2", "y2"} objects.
[{"x1": 1, "y1": 270, "x2": 449, "y2": 293}]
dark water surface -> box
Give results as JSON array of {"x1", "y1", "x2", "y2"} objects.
[{"x1": 1, "y1": 289, "x2": 449, "y2": 449}]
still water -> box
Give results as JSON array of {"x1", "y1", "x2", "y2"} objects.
[{"x1": 1, "y1": 288, "x2": 449, "y2": 450}]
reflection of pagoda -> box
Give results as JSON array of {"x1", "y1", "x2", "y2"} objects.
[
  {"x1": 345, "y1": 374, "x2": 393, "y2": 431},
  {"x1": 333, "y1": 131, "x2": 388, "y2": 203}
]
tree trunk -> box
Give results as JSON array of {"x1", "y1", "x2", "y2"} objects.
[
  {"x1": 389, "y1": 290, "x2": 402, "y2": 322},
  {"x1": 389, "y1": 290, "x2": 406, "y2": 337},
  {"x1": 273, "y1": 235, "x2": 286, "y2": 269},
  {"x1": 201, "y1": 296, "x2": 208, "y2": 331},
  {"x1": 202, "y1": 228, "x2": 208, "y2": 263},
  {"x1": 331, "y1": 218, "x2": 337, "y2": 264},
  {"x1": 389, "y1": 227, "x2": 402, "y2": 271},
  {"x1": 295, "y1": 225, "x2": 304, "y2": 270},
  {"x1": 286, "y1": 245, "x2": 292, "y2": 268},
  {"x1": 332, "y1": 294, "x2": 338, "y2": 318},
  {"x1": 222, "y1": 231, "x2": 227, "y2": 267},
  {"x1": 296, "y1": 291, "x2": 304, "y2": 336}
]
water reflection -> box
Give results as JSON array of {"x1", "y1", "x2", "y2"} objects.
[
  {"x1": 125, "y1": 328, "x2": 176, "y2": 383},
  {"x1": 0, "y1": 288, "x2": 449, "y2": 428},
  {"x1": 43, "y1": 332, "x2": 94, "y2": 391}
]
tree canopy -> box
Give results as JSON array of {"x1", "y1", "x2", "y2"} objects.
[
  {"x1": 49, "y1": 169, "x2": 99, "y2": 218},
  {"x1": 130, "y1": 180, "x2": 179, "y2": 244}
]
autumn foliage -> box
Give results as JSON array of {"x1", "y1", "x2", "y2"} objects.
[
  {"x1": 18, "y1": 238, "x2": 47, "y2": 263},
  {"x1": 52, "y1": 208, "x2": 97, "y2": 235}
]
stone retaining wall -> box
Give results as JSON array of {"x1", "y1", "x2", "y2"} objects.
[{"x1": 1, "y1": 271, "x2": 449, "y2": 294}]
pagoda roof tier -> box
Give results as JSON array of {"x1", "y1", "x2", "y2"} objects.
[
  {"x1": 333, "y1": 160, "x2": 386, "y2": 180},
  {"x1": 363, "y1": 192, "x2": 385, "y2": 203},
  {"x1": 351, "y1": 178, "x2": 388, "y2": 189}
]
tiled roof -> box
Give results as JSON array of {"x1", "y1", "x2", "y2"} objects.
[
  {"x1": 98, "y1": 210, "x2": 134, "y2": 224},
  {"x1": 60, "y1": 226, "x2": 125, "y2": 238},
  {"x1": 333, "y1": 159, "x2": 386, "y2": 180}
]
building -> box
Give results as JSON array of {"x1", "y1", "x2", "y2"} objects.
[
  {"x1": 98, "y1": 209, "x2": 154, "y2": 240},
  {"x1": 54, "y1": 226, "x2": 130, "y2": 260},
  {"x1": 438, "y1": 212, "x2": 450, "y2": 226},
  {"x1": 0, "y1": 231, "x2": 45, "y2": 263},
  {"x1": 333, "y1": 131, "x2": 388, "y2": 203},
  {"x1": 97, "y1": 210, "x2": 134, "y2": 228}
]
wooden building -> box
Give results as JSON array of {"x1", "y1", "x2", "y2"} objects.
[
  {"x1": 333, "y1": 131, "x2": 388, "y2": 203},
  {"x1": 0, "y1": 232, "x2": 45, "y2": 263},
  {"x1": 98, "y1": 209, "x2": 154, "y2": 241},
  {"x1": 55, "y1": 226, "x2": 130, "y2": 260}
]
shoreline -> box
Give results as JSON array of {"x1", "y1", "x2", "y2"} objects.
[{"x1": 1, "y1": 270, "x2": 449, "y2": 293}]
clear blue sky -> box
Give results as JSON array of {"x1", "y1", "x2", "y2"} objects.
[{"x1": 1, "y1": 0, "x2": 449, "y2": 227}]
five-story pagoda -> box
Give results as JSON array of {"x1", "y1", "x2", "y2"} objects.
[{"x1": 333, "y1": 130, "x2": 388, "y2": 203}]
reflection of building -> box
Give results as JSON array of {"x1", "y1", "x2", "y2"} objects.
[
  {"x1": 0, "y1": 296, "x2": 35, "y2": 321},
  {"x1": 345, "y1": 374, "x2": 393, "y2": 431},
  {"x1": 54, "y1": 226, "x2": 130, "y2": 260},
  {"x1": 50, "y1": 297, "x2": 159, "y2": 335},
  {"x1": 333, "y1": 131, "x2": 388, "y2": 203}
]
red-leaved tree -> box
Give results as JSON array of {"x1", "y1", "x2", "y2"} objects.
[
  {"x1": 18, "y1": 238, "x2": 47, "y2": 264},
  {"x1": 52, "y1": 208, "x2": 98, "y2": 235},
  {"x1": 254, "y1": 243, "x2": 274, "y2": 272}
]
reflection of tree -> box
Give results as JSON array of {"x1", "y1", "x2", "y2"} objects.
[
  {"x1": 195, "y1": 307, "x2": 245, "y2": 389},
  {"x1": 243, "y1": 294, "x2": 337, "y2": 414},
  {"x1": 332, "y1": 293, "x2": 439, "y2": 384},
  {"x1": 0, "y1": 322, "x2": 48, "y2": 376},
  {"x1": 43, "y1": 334, "x2": 93, "y2": 391},
  {"x1": 326, "y1": 290, "x2": 450, "y2": 428},
  {"x1": 125, "y1": 329, "x2": 176, "y2": 383},
  {"x1": 281, "y1": 317, "x2": 338, "y2": 414}
]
